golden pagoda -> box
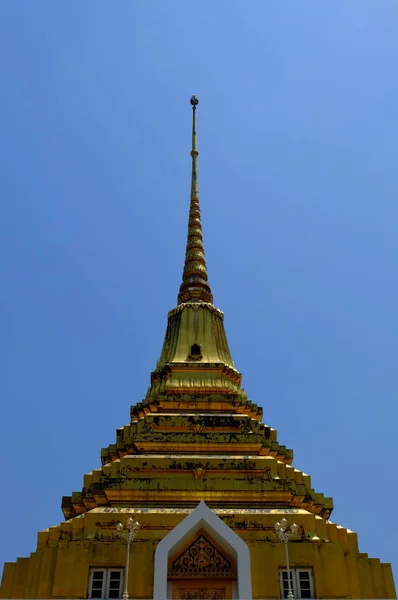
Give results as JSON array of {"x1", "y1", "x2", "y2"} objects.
[{"x1": 0, "y1": 96, "x2": 395, "y2": 600}]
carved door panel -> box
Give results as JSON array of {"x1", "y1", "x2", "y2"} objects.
[
  {"x1": 179, "y1": 589, "x2": 225, "y2": 599},
  {"x1": 169, "y1": 532, "x2": 235, "y2": 600},
  {"x1": 169, "y1": 533, "x2": 236, "y2": 578},
  {"x1": 172, "y1": 579, "x2": 231, "y2": 599}
]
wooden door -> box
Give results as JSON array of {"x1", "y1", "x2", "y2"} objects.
[{"x1": 172, "y1": 578, "x2": 232, "y2": 599}]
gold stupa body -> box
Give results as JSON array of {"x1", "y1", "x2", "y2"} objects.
[{"x1": 0, "y1": 98, "x2": 395, "y2": 600}]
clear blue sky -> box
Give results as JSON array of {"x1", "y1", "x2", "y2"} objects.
[{"x1": 1, "y1": 0, "x2": 397, "y2": 582}]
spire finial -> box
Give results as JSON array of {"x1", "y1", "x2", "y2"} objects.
[{"x1": 178, "y1": 96, "x2": 213, "y2": 305}]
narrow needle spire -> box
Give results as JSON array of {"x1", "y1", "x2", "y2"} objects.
[{"x1": 178, "y1": 96, "x2": 213, "y2": 305}]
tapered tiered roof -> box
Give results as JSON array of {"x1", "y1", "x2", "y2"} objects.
[{"x1": 61, "y1": 97, "x2": 333, "y2": 522}]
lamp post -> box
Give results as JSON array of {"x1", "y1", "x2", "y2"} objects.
[
  {"x1": 116, "y1": 517, "x2": 140, "y2": 600},
  {"x1": 274, "y1": 517, "x2": 298, "y2": 600}
]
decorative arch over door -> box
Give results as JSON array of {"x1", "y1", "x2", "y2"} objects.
[{"x1": 153, "y1": 501, "x2": 252, "y2": 600}]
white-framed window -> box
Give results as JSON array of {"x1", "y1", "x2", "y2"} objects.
[
  {"x1": 88, "y1": 568, "x2": 124, "y2": 599},
  {"x1": 279, "y1": 568, "x2": 314, "y2": 599}
]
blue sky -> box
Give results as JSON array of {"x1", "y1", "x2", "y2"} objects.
[{"x1": 1, "y1": 0, "x2": 397, "y2": 582}]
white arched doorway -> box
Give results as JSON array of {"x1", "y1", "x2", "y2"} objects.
[{"x1": 153, "y1": 501, "x2": 252, "y2": 600}]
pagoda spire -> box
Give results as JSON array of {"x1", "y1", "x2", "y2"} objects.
[{"x1": 178, "y1": 95, "x2": 213, "y2": 305}]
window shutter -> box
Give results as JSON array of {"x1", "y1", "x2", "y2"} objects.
[
  {"x1": 89, "y1": 569, "x2": 106, "y2": 599},
  {"x1": 279, "y1": 569, "x2": 295, "y2": 598},
  {"x1": 296, "y1": 569, "x2": 314, "y2": 599},
  {"x1": 107, "y1": 569, "x2": 123, "y2": 599}
]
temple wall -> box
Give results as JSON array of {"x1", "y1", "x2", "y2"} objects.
[{"x1": 1, "y1": 517, "x2": 395, "y2": 599}]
